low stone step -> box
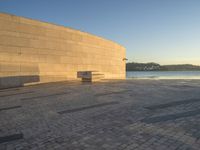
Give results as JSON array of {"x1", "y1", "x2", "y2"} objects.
[{"x1": 77, "y1": 71, "x2": 104, "y2": 82}]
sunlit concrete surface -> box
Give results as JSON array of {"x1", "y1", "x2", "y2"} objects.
[
  {"x1": 1, "y1": 79, "x2": 200, "y2": 149},
  {"x1": 0, "y1": 12, "x2": 126, "y2": 89}
]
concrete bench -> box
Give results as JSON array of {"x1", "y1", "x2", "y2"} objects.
[{"x1": 77, "y1": 71, "x2": 104, "y2": 82}]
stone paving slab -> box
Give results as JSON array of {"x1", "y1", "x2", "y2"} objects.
[
  {"x1": 1, "y1": 79, "x2": 200, "y2": 150},
  {"x1": 21, "y1": 92, "x2": 70, "y2": 101},
  {"x1": 145, "y1": 98, "x2": 200, "y2": 110},
  {"x1": 95, "y1": 90, "x2": 132, "y2": 97}
]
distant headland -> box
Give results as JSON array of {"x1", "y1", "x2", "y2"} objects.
[{"x1": 126, "y1": 62, "x2": 200, "y2": 71}]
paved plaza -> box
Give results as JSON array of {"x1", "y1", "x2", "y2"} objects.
[{"x1": 1, "y1": 79, "x2": 200, "y2": 150}]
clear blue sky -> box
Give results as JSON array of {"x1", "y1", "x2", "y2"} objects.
[{"x1": 1, "y1": 0, "x2": 200, "y2": 65}]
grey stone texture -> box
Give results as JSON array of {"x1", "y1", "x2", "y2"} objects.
[{"x1": 1, "y1": 79, "x2": 200, "y2": 149}]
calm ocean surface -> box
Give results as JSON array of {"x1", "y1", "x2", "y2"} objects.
[{"x1": 126, "y1": 71, "x2": 200, "y2": 79}]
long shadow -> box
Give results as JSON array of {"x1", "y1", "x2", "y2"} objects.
[
  {"x1": 145, "y1": 98, "x2": 200, "y2": 110},
  {"x1": 58, "y1": 101, "x2": 119, "y2": 114},
  {"x1": 141, "y1": 109, "x2": 200, "y2": 123},
  {"x1": 0, "y1": 134, "x2": 23, "y2": 144},
  {"x1": 0, "y1": 75, "x2": 40, "y2": 89}
]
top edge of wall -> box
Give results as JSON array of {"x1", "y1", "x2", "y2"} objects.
[{"x1": 0, "y1": 12, "x2": 126, "y2": 49}]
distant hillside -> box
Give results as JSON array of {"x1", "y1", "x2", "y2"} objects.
[
  {"x1": 126, "y1": 62, "x2": 161, "y2": 71},
  {"x1": 126, "y1": 62, "x2": 200, "y2": 71}
]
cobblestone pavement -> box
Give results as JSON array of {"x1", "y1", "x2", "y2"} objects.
[{"x1": 1, "y1": 79, "x2": 200, "y2": 150}]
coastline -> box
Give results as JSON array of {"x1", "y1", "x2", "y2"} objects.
[{"x1": 126, "y1": 71, "x2": 200, "y2": 80}]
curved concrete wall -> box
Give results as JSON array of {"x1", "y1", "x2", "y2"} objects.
[{"x1": 0, "y1": 13, "x2": 126, "y2": 88}]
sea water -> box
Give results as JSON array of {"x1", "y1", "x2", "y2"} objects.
[{"x1": 126, "y1": 71, "x2": 200, "y2": 79}]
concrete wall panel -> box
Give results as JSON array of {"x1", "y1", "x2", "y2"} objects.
[{"x1": 0, "y1": 12, "x2": 126, "y2": 89}]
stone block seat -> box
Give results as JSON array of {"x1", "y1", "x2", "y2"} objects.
[{"x1": 77, "y1": 71, "x2": 105, "y2": 82}]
